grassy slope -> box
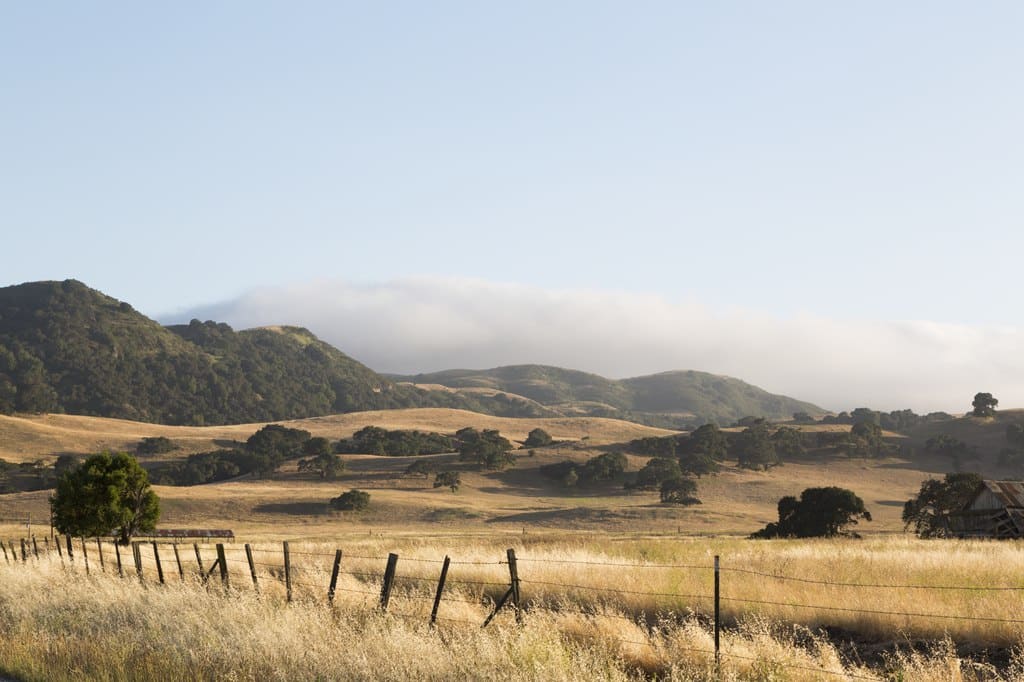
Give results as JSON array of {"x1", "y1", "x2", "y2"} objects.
[{"x1": 0, "y1": 408, "x2": 1002, "y2": 539}]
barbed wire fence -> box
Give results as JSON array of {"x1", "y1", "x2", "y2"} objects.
[{"x1": 3, "y1": 534, "x2": 1023, "y2": 680}]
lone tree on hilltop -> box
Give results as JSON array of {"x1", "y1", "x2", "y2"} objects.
[
  {"x1": 50, "y1": 452, "x2": 160, "y2": 544},
  {"x1": 752, "y1": 487, "x2": 871, "y2": 538},
  {"x1": 972, "y1": 393, "x2": 998, "y2": 418}
]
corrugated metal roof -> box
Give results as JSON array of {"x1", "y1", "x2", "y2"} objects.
[{"x1": 978, "y1": 480, "x2": 1024, "y2": 509}]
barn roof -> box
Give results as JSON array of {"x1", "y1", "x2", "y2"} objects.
[{"x1": 973, "y1": 480, "x2": 1024, "y2": 509}]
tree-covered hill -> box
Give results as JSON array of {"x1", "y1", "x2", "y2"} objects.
[
  {"x1": 0, "y1": 280, "x2": 551, "y2": 425},
  {"x1": 395, "y1": 365, "x2": 824, "y2": 426}
]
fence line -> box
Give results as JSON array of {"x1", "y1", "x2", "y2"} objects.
[{"x1": 2, "y1": 533, "x2": 1019, "y2": 680}]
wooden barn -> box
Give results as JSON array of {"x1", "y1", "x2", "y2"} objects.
[{"x1": 950, "y1": 480, "x2": 1024, "y2": 539}]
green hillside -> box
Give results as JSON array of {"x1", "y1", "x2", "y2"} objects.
[
  {"x1": 0, "y1": 280, "x2": 553, "y2": 425},
  {"x1": 397, "y1": 365, "x2": 825, "y2": 426}
]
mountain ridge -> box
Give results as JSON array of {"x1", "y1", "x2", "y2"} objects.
[{"x1": 0, "y1": 280, "x2": 824, "y2": 427}]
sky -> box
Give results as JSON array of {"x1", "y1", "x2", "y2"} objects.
[{"x1": 3, "y1": 2, "x2": 1024, "y2": 412}]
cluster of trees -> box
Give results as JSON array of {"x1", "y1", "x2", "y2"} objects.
[
  {"x1": 157, "y1": 425, "x2": 344, "y2": 485},
  {"x1": 752, "y1": 487, "x2": 871, "y2": 538},
  {"x1": 924, "y1": 435, "x2": 976, "y2": 470},
  {"x1": 136, "y1": 436, "x2": 177, "y2": 455},
  {"x1": 540, "y1": 452, "x2": 629, "y2": 488},
  {"x1": 330, "y1": 489, "x2": 370, "y2": 511},
  {"x1": 455, "y1": 427, "x2": 515, "y2": 469},
  {"x1": 336, "y1": 426, "x2": 454, "y2": 457},
  {"x1": 809, "y1": 407, "x2": 953, "y2": 430}
]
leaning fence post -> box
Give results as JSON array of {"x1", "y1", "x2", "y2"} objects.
[
  {"x1": 115, "y1": 541, "x2": 123, "y2": 577},
  {"x1": 283, "y1": 541, "x2": 292, "y2": 603},
  {"x1": 0, "y1": 542, "x2": 7, "y2": 564},
  {"x1": 32, "y1": 537, "x2": 39, "y2": 560},
  {"x1": 327, "y1": 549, "x2": 342, "y2": 604},
  {"x1": 173, "y1": 543, "x2": 184, "y2": 580},
  {"x1": 81, "y1": 537, "x2": 89, "y2": 575},
  {"x1": 153, "y1": 542, "x2": 165, "y2": 584},
  {"x1": 216, "y1": 543, "x2": 228, "y2": 587},
  {"x1": 507, "y1": 548, "x2": 522, "y2": 624},
  {"x1": 714, "y1": 555, "x2": 721, "y2": 672},
  {"x1": 194, "y1": 543, "x2": 208, "y2": 584},
  {"x1": 380, "y1": 553, "x2": 399, "y2": 612},
  {"x1": 96, "y1": 538, "x2": 104, "y2": 571},
  {"x1": 245, "y1": 544, "x2": 259, "y2": 591},
  {"x1": 20, "y1": 539, "x2": 27, "y2": 563},
  {"x1": 65, "y1": 535, "x2": 74, "y2": 564},
  {"x1": 430, "y1": 555, "x2": 451, "y2": 626}
]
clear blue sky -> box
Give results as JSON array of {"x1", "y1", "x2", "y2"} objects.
[{"x1": 3, "y1": 2, "x2": 1024, "y2": 324}]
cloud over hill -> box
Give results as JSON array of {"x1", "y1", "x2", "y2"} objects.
[{"x1": 166, "y1": 277, "x2": 1024, "y2": 413}]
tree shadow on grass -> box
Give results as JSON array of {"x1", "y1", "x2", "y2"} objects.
[{"x1": 252, "y1": 502, "x2": 331, "y2": 516}]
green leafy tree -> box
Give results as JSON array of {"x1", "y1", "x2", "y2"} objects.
[
  {"x1": 772, "y1": 426, "x2": 806, "y2": 459},
  {"x1": 850, "y1": 422, "x2": 884, "y2": 457},
  {"x1": 902, "y1": 472, "x2": 982, "y2": 538},
  {"x1": 523, "y1": 428, "x2": 554, "y2": 448},
  {"x1": 752, "y1": 487, "x2": 871, "y2": 538},
  {"x1": 629, "y1": 457, "x2": 682, "y2": 490},
  {"x1": 456, "y1": 427, "x2": 515, "y2": 469},
  {"x1": 246, "y1": 424, "x2": 311, "y2": 476},
  {"x1": 50, "y1": 452, "x2": 159, "y2": 544},
  {"x1": 434, "y1": 470, "x2": 461, "y2": 493},
  {"x1": 137, "y1": 437, "x2": 177, "y2": 455},
  {"x1": 686, "y1": 424, "x2": 729, "y2": 461},
  {"x1": 972, "y1": 392, "x2": 998, "y2": 417},
  {"x1": 579, "y1": 451, "x2": 628, "y2": 482},
  {"x1": 734, "y1": 422, "x2": 780, "y2": 470},
  {"x1": 298, "y1": 452, "x2": 345, "y2": 479},
  {"x1": 660, "y1": 477, "x2": 700, "y2": 505},
  {"x1": 330, "y1": 489, "x2": 370, "y2": 511}
]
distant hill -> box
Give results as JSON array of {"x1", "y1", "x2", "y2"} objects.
[
  {"x1": 0, "y1": 280, "x2": 824, "y2": 428},
  {"x1": 393, "y1": 365, "x2": 825, "y2": 427},
  {"x1": 0, "y1": 280, "x2": 550, "y2": 425}
]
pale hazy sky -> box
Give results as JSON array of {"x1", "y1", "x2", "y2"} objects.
[{"x1": 4, "y1": 3, "x2": 1024, "y2": 411}]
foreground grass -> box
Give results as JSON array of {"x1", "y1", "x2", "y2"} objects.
[{"x1": 1, "y1": 535, "x2": 1023, "y2": 680}]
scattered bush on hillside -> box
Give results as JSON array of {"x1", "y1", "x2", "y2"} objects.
[
  {"x1": 902, "y1": 472, "x2": 982, "y2": 538},
  {"x1": 136, "y1": 436, "x2": 177, "y2": 455},
  {"x1": 733, "y1": 421, "x2": 780, "y2": 470},
  {"x1": 627, "y1": 457, "x2": 681, "y2": 491},
  {"x1": 330, "y1": 489, "x2": 370, "y2": 511},
  {"x1": 660, "y1": 477, "x2": 700, "y2": 505},
  {"x1": 434, "y1": 470, "x2": 461, "y2": 493},
  {"x1": 751, "y1": 487, "x2": 871, "y2": 539},
  {"x1": 337, "y1": 426, "x2": 454, "y2": 456},
  {"x1": 523, "y1": 428, "x2": 554, "y2": 448}
]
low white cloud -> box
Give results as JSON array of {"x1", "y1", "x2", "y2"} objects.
[{"x1": 165, "y1": 277, "x2": 1024, "y2": 413}]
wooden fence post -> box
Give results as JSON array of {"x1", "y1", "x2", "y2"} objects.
[
  {"x1": 81, "y1": 537, "x2": 89, "y2": 575},
  {"x1": 55, "y1": 537, "x2": 63, "y2": 563},
  {"x1": 283, "y1": 541, "x2": 292, "y2": 603},
  {"x1": 153, "y1": 542, "x2": 165, "y2": 585},
  {"x1": 216, "y1": 544, "x2": 228, "y2": 587},
  {"x1": 96, "y1": 538, "x2": 104, "y2": 571},
  {"x1": 0, "y1": 542, "x2": 7, "y2": 564},
  {"x1": 714, "y1": 555, "x2": 721, "y2": 672},
  {"x1": 44, "y1": 537, "x2": 50, "y2": 554},
  {"x1": 20, "y1": 539, "x2": 27, "y2": 563},
  {"x1": 32, "y1": 537, "x2": 39, "y2": 560},
  {"x1": 132, "y1": 542, "x2": 143, "y2": 583},
  {"x1": 380, "y1": 553, "x2": 399, "y2": 612},
  {"x1": 328, "y1": 550, "x2": 343, "y2": 604},
  {"x1": 507, "y1": 548, "x2": 522, "y2": 624},
  {"x1": 173, "y1": 543, "x2": 184, "y2": 580},
  {"x1": 115, "y1": 541, "x2": 123, "y2": 578},
  {"x1": 65, "y1": 535, "x2": 73, "y2": 564},
  {"x1": 194, "y1": 543, "x2": 207, "y2": 583},
  {"x1": 245, "y1": 544, "x2": 258, "y2": 591},
  {"x1": 430, "y1": 556, "x2": 451, "y2": 626}
]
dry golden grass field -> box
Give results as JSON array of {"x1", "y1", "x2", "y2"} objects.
[{"x1": 2, "y1": 408, "x2": 1024, "y2": 680}]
